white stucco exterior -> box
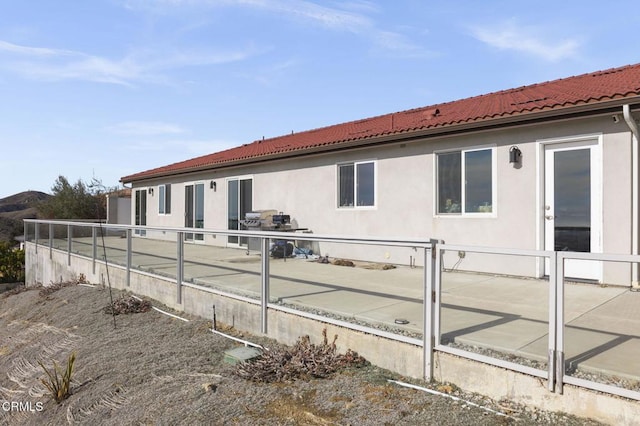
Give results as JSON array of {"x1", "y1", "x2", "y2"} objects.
[{"x1": 126, "y1": 111, "x2": 639, "y2": 285}]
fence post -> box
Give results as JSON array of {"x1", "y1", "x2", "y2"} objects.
[
  {"x1": 177, "y1": 231, "x2": 184, "y2": 304},
  {"x1": 67, "y1": 224, "x2": 72, "y2": 266},
  {"x1": 261, "y1": 237, "x2": 270, "y2": 334},
  {"x1": 126, "y1": 228, "x2": 132, "y2": 287},
  {"x1": 423, "y1": 243, "x2": 435, "y2": 381},
  {"x1": 48, "y1": 223, "x2": 53, "y2": 259},
  {"x1": 547, "y1": 251, "x2": 557, "y2": 392},
  {"x1": 433, "y1": 244, "x2": 443, "y2": 349},
  {"x1": 92, "y1": 227, "x2": 97, "y2": 275},
  {"x1": 555, "y1": 252, "x2": 565, "y2": 395},
  {"x1": 34, "y1": 222, "x2": 39, "y2": 254}
]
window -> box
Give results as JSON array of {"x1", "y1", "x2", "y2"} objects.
[
  {"x1": 338, "y1": 161, "x2": 375, "y2": 207},
  {"x1": 158, "y1": 184, "x2": 171, "y2": 214},
  {"x1": 437, "y1": 148, "x2": 494, "y2": 214}
]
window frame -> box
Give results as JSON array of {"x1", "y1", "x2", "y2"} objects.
[
  {"x1": 434, "y1": 145, "x2": 497, "y2": 217},
  {"x1": 158, "y1": 184, "x2": 171, "y2": 215},
  {"x1": 337, "y1": 160, "x2": 377, "y2": 209}
]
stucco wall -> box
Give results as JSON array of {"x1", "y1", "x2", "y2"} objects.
[{"x1": 129, "y1": 114, "x2": 636, "y2": 284}]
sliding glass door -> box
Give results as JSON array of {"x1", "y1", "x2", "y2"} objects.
[
  {"x1": 185, "y1": 183, "x2": 205, "y2": 242},
  {"x1": 134, "y1": 189, "x2": 147, "y2": 236},
  {"x1": 227, "y1": 178, "x2": 252, "y2": 246}
]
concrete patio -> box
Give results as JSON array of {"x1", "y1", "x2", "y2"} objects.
[{"x1": 48, "y1": 234, "x2": 640, "y2": 383}]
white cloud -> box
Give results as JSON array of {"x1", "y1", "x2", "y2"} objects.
[
  {"x1": 126, "y1": 138, "x2": 236, "y2": 155},
  {"x1": 124, "y1": 0, "x2": 428, "y2": 57},
  {"x1": 0, "y1": 39, "x2": 258, "y2": 86},
  {"x1": 373, "y1": 31, "x2": 435, "y2": 58},
  {"x1": 12, "y1": 57, "x2": 145, "y2": 87},
  {"x1": 147, "y1": 46, "x2": 260, "y2": 69},
  {"x1": 258, "y1": 0, "x2": 371, "y2": 32},
  {"x1": 0, "y1": 40, "x2": 75, "y2": 57},
  {"x1": 126, "y1": 0, "x2": 373, "y2": 31},
  {"x1": 470, "y1": 20, "x2": 580, "y2": 61},
  {"x1": 107, "y1": 121, "x2": 186, "y2": 136}
]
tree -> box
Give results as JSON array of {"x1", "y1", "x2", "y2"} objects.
[
  {"x1": 0, "y1": 241, "x2": 24, "y2": 283},
  {"x1": 37, "y1": 176, "x2": 117, "y2": 219}
]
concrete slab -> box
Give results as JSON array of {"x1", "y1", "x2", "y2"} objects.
[
  {"x1": 564, "y1": 283, "x2": 628, "y2": 321},
  {"x1": 570, "y1": 338, "x2": 640, "y2": 380},
  {"x1": 223, "y1": 346, "x2": 263, "y2": 365},
  {"x1": 453, "y1": 318, "x2": 550, "y2": 354},
  {"x1": 355, "y1": 300, "x2": 423, "y2": 332}
]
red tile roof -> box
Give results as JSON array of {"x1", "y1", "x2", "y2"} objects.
[{"x1": 122, "y1": 63, "x2": 640, "y2": 183}]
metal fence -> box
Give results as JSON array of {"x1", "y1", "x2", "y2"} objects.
[{"x1": 23, "y1": 219, "x2": 640, "y2": 401}]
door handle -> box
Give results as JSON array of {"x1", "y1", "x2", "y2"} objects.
[{"x1": 545, "y1": 215, "x2": 555, "y2": 220}]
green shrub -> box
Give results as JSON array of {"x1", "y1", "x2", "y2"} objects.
[{"x1": 0, "y1": 241, "x2": 24, "y2": 283}]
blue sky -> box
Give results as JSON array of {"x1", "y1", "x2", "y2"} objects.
[{"x1": 1, "y1": 0, "x2": 638, "y2": 198}]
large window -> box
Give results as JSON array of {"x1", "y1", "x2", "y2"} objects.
[
  {"x1": 158, "y1": 184, "x2": 171, "y2": 214},
  {"x1": 338, "y1": 161, "x2": 375, "y2": 208},
  {"x1": 437, "y1": 148, "x2": 494, "y2": 215}
]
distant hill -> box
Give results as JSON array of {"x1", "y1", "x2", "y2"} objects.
[{"x1": 0, "y1": 191, "x2": 50, "y2": 243}]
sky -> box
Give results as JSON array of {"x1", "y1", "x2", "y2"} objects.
[{"x1": 0, "y1": 0, "x2": 638, "y2": 198}]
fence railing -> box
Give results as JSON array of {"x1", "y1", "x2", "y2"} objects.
[{"x1": 23, "y1": 219, "x2": 640, "y2": 401}]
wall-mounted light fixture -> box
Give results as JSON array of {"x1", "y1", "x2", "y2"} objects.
[
  {"x1": 148, "y1": 187, "x2": 154, "y2": 195},
  {"x1": 509, "y1": 146, "x2": 522, "y2": 165},
  {"x1": 210, "y1": 181, "x2": 217, "y2": 191}
]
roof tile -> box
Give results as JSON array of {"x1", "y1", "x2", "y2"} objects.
[{"x1": 122, "y1": 63, "x2": 640, "y2": 182}]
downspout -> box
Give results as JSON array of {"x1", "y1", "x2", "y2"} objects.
[{"x1": 623, "y1": 105, "x2": 640, "y2": 287}]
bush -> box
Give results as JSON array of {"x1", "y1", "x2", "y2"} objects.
[{"x1": 0, "y1": 241, "x2": 24, "y2": 283}]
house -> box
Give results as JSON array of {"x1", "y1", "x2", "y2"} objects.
[
  {"x1": 121, "y1": 63, "x2": 640, "y2": 285},
  {"x1": 106, "y1": 188, "x2": 132, "y2": 225}
]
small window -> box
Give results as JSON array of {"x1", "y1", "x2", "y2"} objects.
[
  {"x1": 338, "y1": 161, "x2": 375, "y2": 208},
  {"x1": 437, "y1": 148, "x2": 494, "y2": 215},
  {"x1": 159, "y1": 184, "x2": 171, "y2": 214}
]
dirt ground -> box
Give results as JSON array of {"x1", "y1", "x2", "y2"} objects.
[{"x1": 0, "y1": 283, "x2": 603, "y2": 425}]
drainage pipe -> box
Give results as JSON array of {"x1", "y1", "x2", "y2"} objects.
[
  {"x1": 387, "y1": 380, "x2": 512, "y2": 419},
  {"x1": 209, "y1": 328, "x2": 266, "y2": 350},
  {"x1": 623, "y1": 105, "x2": 640, "y2": 287},
  {"x1": 134, "y1": 296, "x2": 264, "y2": 348},
  {"x1": 130, "y1": 295, "x2": 190, "y2": 322}
]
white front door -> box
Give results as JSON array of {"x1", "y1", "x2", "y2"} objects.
[{"x1": 544, "y1": 139, "x2": 602, "y2": 281}]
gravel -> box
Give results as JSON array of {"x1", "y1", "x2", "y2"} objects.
[{"x1": 0, "y1": 284, "x2": 603, "y2": 425}]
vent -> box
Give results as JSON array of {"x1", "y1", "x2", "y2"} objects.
[{"x1": 424, "y1": 108, "x2": 440, "y2": 117}]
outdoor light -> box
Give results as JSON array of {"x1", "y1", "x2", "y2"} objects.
[
  {"x1": 509, "y1": 146, "x2": 522, "y2": 164},
  {"x1": 210, "y1": 181, "x2": 217, "y2": 191},
  {"x1": 148, "y1": 187, "x2": 154, "y2": 195}
]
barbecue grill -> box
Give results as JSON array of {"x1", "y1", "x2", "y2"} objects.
[
  {"x1": 239, "y1": 210, "x2": 292, "y2": 231},
  {"x1": 240, "y1": 210, "x2": 294, "y2": 252}
]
